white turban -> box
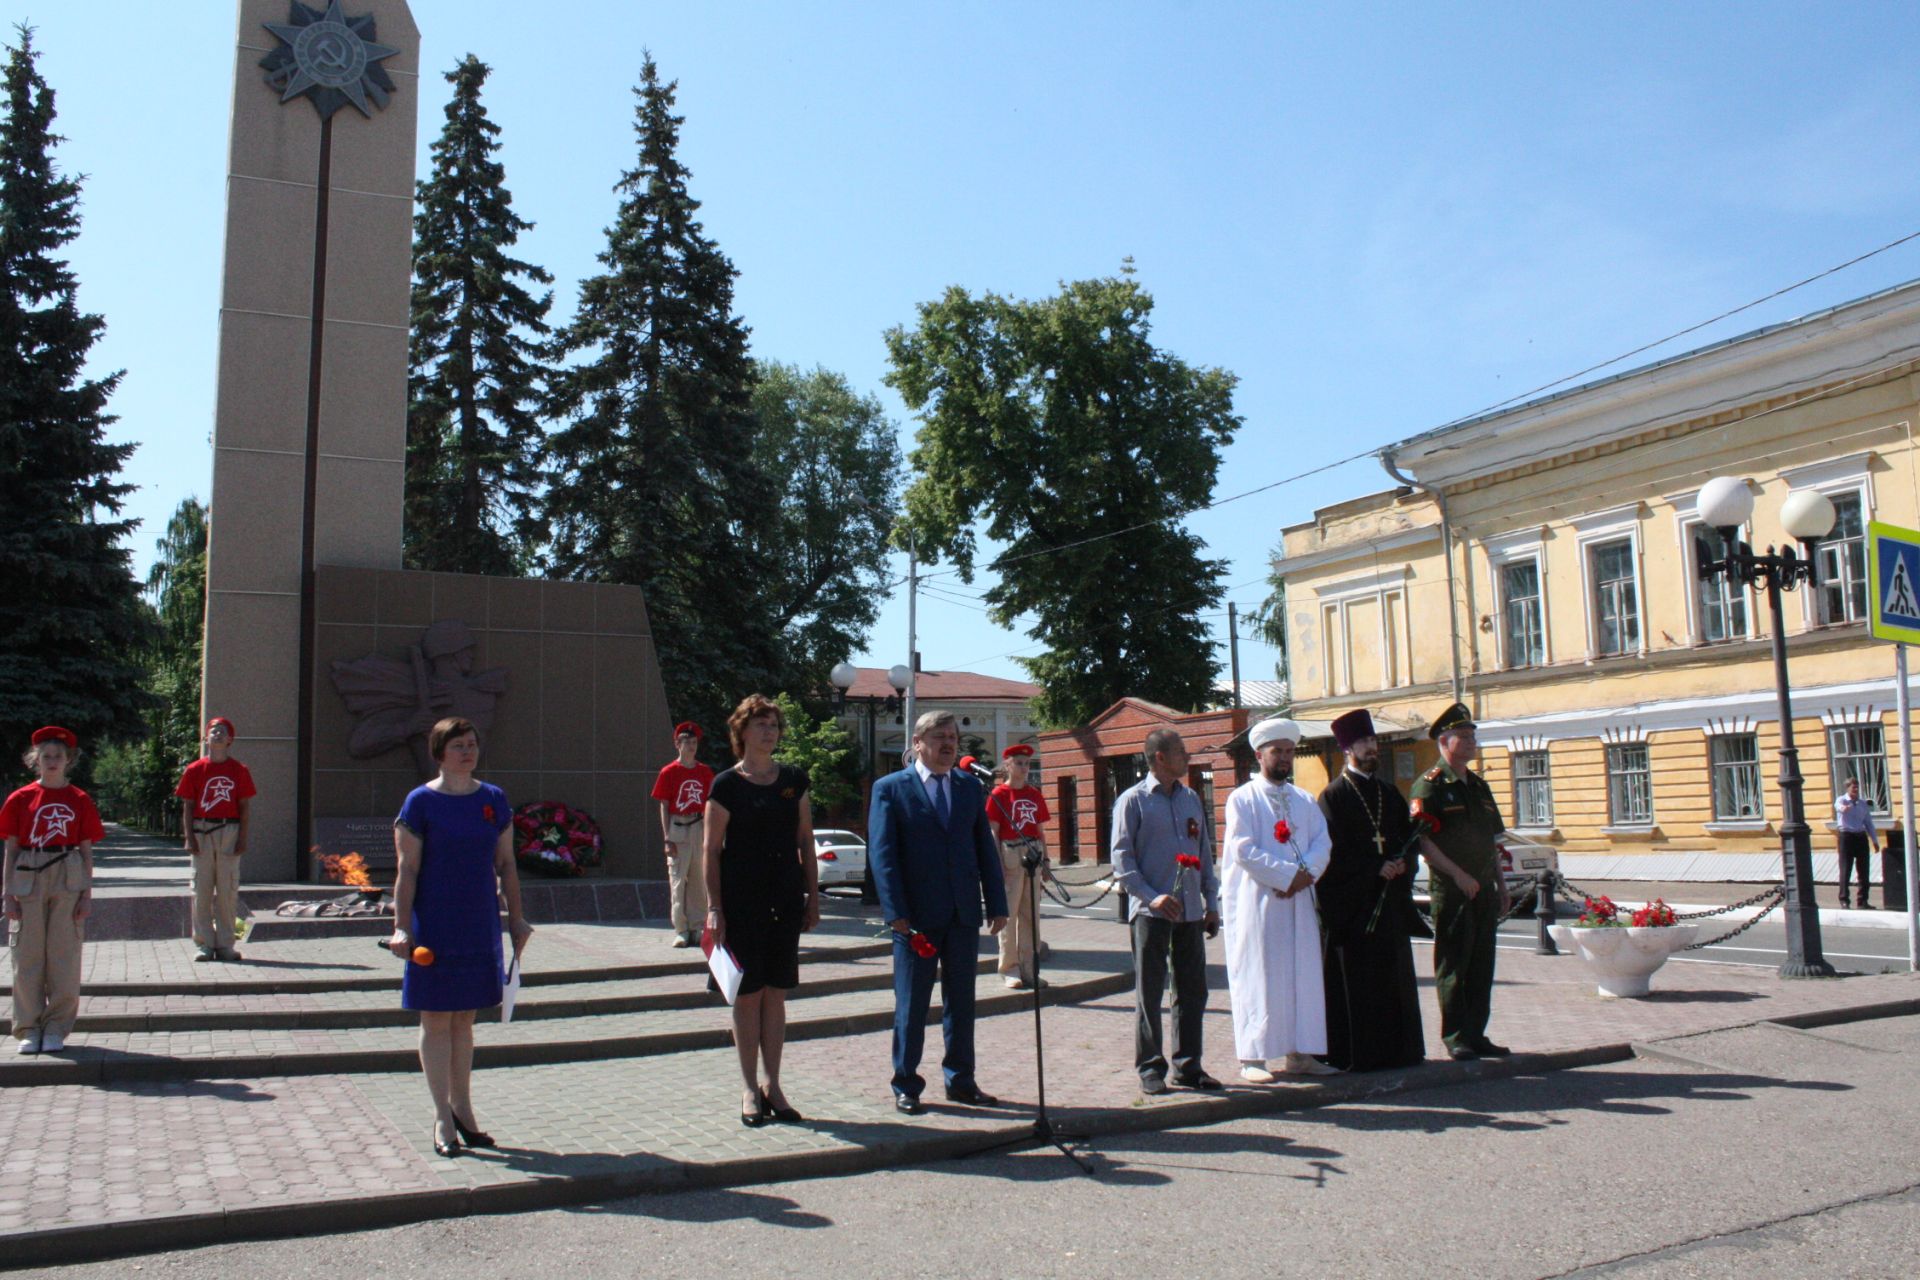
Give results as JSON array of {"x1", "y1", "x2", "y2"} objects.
[{"x1": 1249, "y1": 717, "x2": 1301, "y2": 749}]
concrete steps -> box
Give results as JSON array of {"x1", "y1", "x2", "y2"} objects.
[{"x1": 0, "y1": 959, "x2": 1129, "y2": 1086}]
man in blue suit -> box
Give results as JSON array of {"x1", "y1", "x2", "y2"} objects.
[{"x1": 869, "y1": 709, "x2": 1010, "y2": 1114}]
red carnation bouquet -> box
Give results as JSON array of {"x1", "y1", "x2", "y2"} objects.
[
  {"x1": 512, "y1": 800, "x2": 605, "y2": 878},
  {"x1": 1273, "y1": 819, "x2": 1292, "y2": 844}
]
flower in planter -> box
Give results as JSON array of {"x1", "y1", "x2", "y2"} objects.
[
  {"x1": 1631, "y1": 899, "x2": 1678, "y2": 928},
  {"x1": 1575, "y1": 895, "x2": 1622, "y2": 927}
]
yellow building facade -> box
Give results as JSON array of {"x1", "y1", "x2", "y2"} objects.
[{"x1": 1279, "y1": 281, "x2": 1920, "y2": 880}]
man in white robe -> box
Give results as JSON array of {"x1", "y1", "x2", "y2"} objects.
[{"x1": 1223, "y1": 717, "x2": 1339, "y2": 1082}]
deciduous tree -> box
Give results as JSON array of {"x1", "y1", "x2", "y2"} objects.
[{"x1": 884, "y1": 268, "x2": 1238, "y2": 727}]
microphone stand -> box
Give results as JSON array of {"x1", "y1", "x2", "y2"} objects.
[{"x1": 966, "y1": 840, "x2": 1093, "y2": 1175}]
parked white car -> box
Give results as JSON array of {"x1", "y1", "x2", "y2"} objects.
[
  {"x1": 812, "y1": 828, "x2": 869, "y2": 891},
  {"x1": 1411, "y1": 834, "x2": 1560, "y2": 907}
]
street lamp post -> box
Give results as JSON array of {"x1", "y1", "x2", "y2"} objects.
[{"x1": 1696, "y1": 476, "x2": 1838, "y2": 978}]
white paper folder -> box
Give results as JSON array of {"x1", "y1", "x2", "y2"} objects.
[
  {"x1": 703, "y1": 934, "x2": 745, "y2": 1005},
  {"x1": 500, "y1": 954, "x2": 522, "y2": 1023}
]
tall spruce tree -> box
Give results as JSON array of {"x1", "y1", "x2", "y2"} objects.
[
  {"x1": 404, "y1": 55, "x2": 552, "y2": 575},
  {"x1": 544, "y1": 54, "x2": 772, "y2": 734},
  {"x1": 885, "y1": 267, "x2": 1239, "y2": 728},
  {"x1": 0, "y1": 28, "x2": 149, "y2": 756}
]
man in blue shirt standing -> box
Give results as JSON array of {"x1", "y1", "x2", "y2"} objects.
[{"x1": 1112, "y1": 727, "x2": 1222, "y2": 1095}]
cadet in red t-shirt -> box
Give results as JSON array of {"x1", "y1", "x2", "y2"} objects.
[
  {"x1": 1, "y1": 726, "x2": 104, "y2": 1055},
  {"x1": 988, "y1": 744, "x2": 1052, "y2": 989},
  {"x1": 650, "y1": 722, "x2": 715, "y2": 947},
  {"x1": 175, "y1": 716, "x2": 256, "y2": 962}
]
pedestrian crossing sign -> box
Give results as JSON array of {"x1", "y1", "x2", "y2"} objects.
[{"x1": 1868, "y1": 521, "x2": 1920, "y2": 643}]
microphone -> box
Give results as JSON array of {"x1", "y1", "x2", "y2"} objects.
[{"x1": 955, "y1": 755, "x2": 995, "y2": 781}]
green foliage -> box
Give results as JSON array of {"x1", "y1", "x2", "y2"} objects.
[
  {"x1": 1246, "y1": 540, "x2": 1288, "y2": 682},
  {"x1": 93, "y1": 498, "x2": 206, "y2": 830},
  {"x1": 405, "y1": 55, "x2": 553, "y2": 575},
  {"x1": 770, "y1": 692, "x2": 860, "y2": 814},
  {"x1": 0, "y1": 27, "x2": 151, "y2": 758},
  {"x1": 884, "y1": 267, "x2": 1239, "y2": 728},
  {"x1": 542, "y1": 53, "x2": 775, "y2": 740},
  {"x1": 747, "y1": 362, "x2": 902, "y2": 690}
]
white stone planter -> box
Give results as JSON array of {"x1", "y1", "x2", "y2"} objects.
[{"x1": 1548, "y1": 923, "x2": 1699, "y2": 998}]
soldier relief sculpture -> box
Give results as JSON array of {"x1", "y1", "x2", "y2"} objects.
[{"x1": 330, "y1": 621, "x2": 509, "y2": 777}]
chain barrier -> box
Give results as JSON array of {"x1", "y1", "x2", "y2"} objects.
[
  {"x1": 1542, "y1": 871, "x2": 1789, "y2": 951},
  {"x1": 1681, "y1": 887, "x2": 1786, "y2": 950},
  {"x1": 1036, "y1": 864, "x2": 1118, "y2": 909}
]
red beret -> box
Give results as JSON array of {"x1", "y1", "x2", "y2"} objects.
[
  {"x1": 1002, "y1": 743, "x2": 1035, "y2": 760},
  {"x1": 207, "y1": 716, "x2": 237, "y2": 738},
  {"x1": 31, "y1": 726, "x2": 77, "y2": 749},
  {"x1": 673, "y1": 722, "x2": 703, "y2": 739}
]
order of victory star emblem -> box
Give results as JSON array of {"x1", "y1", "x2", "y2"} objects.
[{"x1": 260, "y1": 0, "x2": 400, "y2": 120}]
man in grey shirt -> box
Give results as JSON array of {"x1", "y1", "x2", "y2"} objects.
[{"x1": 1111, "y1": 728, "x2": 1222, "y2": 1094}]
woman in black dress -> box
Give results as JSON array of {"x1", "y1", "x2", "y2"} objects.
[{"x1": 703, "y1": 694, "x2": 820, "y2": 1127}]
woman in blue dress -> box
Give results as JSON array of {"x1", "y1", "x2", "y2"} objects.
[{"x1": 387, "y1": 716, "x2": 534, "y2": 1157}]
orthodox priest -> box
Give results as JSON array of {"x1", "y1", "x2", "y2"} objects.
[
  {"x1": 1315, "y1": 709, "x2": 1427, "y2": 1072},
  {"x1": 1222, "y1": 717, "x2": 1337, "y2": 1082}
]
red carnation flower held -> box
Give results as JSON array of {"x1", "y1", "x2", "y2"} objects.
[
  {"x1": 1273, "y1": 819, "x2": 1292, "y2": 843},
  {"x1": 909, "y1": 932, "x2": 938, "y2": 959},
  {"x1": 1176, "y1": 853, "x2": 1202, "y2": 870}
]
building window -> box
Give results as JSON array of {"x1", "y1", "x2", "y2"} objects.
[
  {"x1": 1708, "y1": 734, "x2": 1763, "y2": 821},
  {"x1": 1690, "y1": 526, "x2": 1748, "y2": 643},
  {"x1": 1816, "y1": 492, "x2": 1868, "y2": 624},
  {"x1": 1590, "y1": 539, "x2": 1640, "y2": 657},
  {"x1": 1501, "y1": 559, "x2": 1545, "y2": 668},
  {"x1": 1606, "y1": 742, "x2": 1653, "y2": 825},
  {"x1": 1828, "y1": 723, "x2": 1890, "y2": 814},
  {"x1": 1511, "y1": 749, "x2": 1553, "y2": 827}
]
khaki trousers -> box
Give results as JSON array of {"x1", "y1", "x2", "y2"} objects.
[
  {"x1": 665, "y1": 819, "x2": 707, "y2": 936},
  {"x1": 11, "y1": 859, "x2": 85, "y2": 1039},
  {"x1": 190, "y1": 822, "x2": 243, "y2": 951},
  {"x1": 996, "y1": 839, "x2": 1040, "y2": 980}
]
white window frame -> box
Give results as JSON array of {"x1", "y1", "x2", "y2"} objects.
[
  {"x1": 1510, "y1": 747, "x2": 1554, "y2": 829},
  {"x1": 1826, "y1": 719, "x2": 1891, "y2": 817},
  {"x1": 1605, "y1": 741, "x2": 1654, "y2": 827},
  {"x1": 1483, "y1": 530, "x2": 1550, "y2": 670},
  {"x1": 1668, "y1": 489, "x2": 1756, "y2": 646},
  {"x1": 1782, "y1": 452, "x2": 1876, "y2": 630},
  {"x1": 1572, "y1": 505, "x2": 1646, "y2": 662},
  {"x1": 1707, "y1": 732, "x2": 1764, "y2": 822}
]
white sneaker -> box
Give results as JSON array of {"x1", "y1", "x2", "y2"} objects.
[
  {"x1": 1003, "y1": 976, "x2": 1027, "y2": 990},
  {"x1": 14, "y1": 1033, "x2": 40, "y2": 1055},
  {"x1": 1283, "y1": 1053, "x2": 1341, "y2": 1076},
  {"x1": 1239, "y1": 1063, "x2": 1276, "y2": 1084},
  {"x1": 38, "y1": 1031, "x2": 65, "y2": 1053}
]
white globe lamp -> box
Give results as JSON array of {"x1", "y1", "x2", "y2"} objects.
[
  {"x1": 1695, "y1": 476, "x2": 1754, "y2": 531},
  {"x1": 1781, "y1": 490, "x2": 1837, "y2": 542}
]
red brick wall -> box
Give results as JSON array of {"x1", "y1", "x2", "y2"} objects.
[{"x1": 1038, "y1": 700, "x2": 1251, "y2": 864}]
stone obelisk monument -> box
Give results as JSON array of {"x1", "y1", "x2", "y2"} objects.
[{"x1": 202, "y1": 1, "x2": 419, "y2": 882}]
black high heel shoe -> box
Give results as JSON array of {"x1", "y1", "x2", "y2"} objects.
[
  {"x1": 761, "y1": 1087, "x2": 803, "y2": 1124},
  {"x1": 451, "y1": 1113, "x2": 496, "y2": 1148},
  {"x1": 741, "y1": 1089, "x2": 770, "y2": 1128},
  {"x1": 432, "y1": 1126, "x2": 462, "y2": 1158}
]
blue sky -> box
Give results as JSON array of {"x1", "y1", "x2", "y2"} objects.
[{"x1": 12, "y1": 1, "x2": 1920, "y2": 687}]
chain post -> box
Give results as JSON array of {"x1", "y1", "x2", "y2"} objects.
[{"x1": 1535, "y1": 871, "x2": 1558, "y2": 955}]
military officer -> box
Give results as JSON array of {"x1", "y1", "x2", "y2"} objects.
[{"x1": 1411, "y1": 702, "x2": 1513, "y2": 1061}]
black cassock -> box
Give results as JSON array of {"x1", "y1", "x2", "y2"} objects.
[{"x1": 1316, "y1": 770, "x2": 1427, "y2": 1071}]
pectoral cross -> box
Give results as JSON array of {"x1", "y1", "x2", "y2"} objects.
[{"x1": 1374, "y1": 832, "x2": 1386, "y2": 856}]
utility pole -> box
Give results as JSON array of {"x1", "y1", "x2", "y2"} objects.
[
  {"x1": 904, "y1": 529, "x2": 918, "y2": 741},
  {"x1": 1228, "y1": 601, "x2": 1242, "y2": 709}
]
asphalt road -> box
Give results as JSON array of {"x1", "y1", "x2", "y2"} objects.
[{"x1": 28, "y1": 1013, "x2": 1918, "y2": 1279}]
